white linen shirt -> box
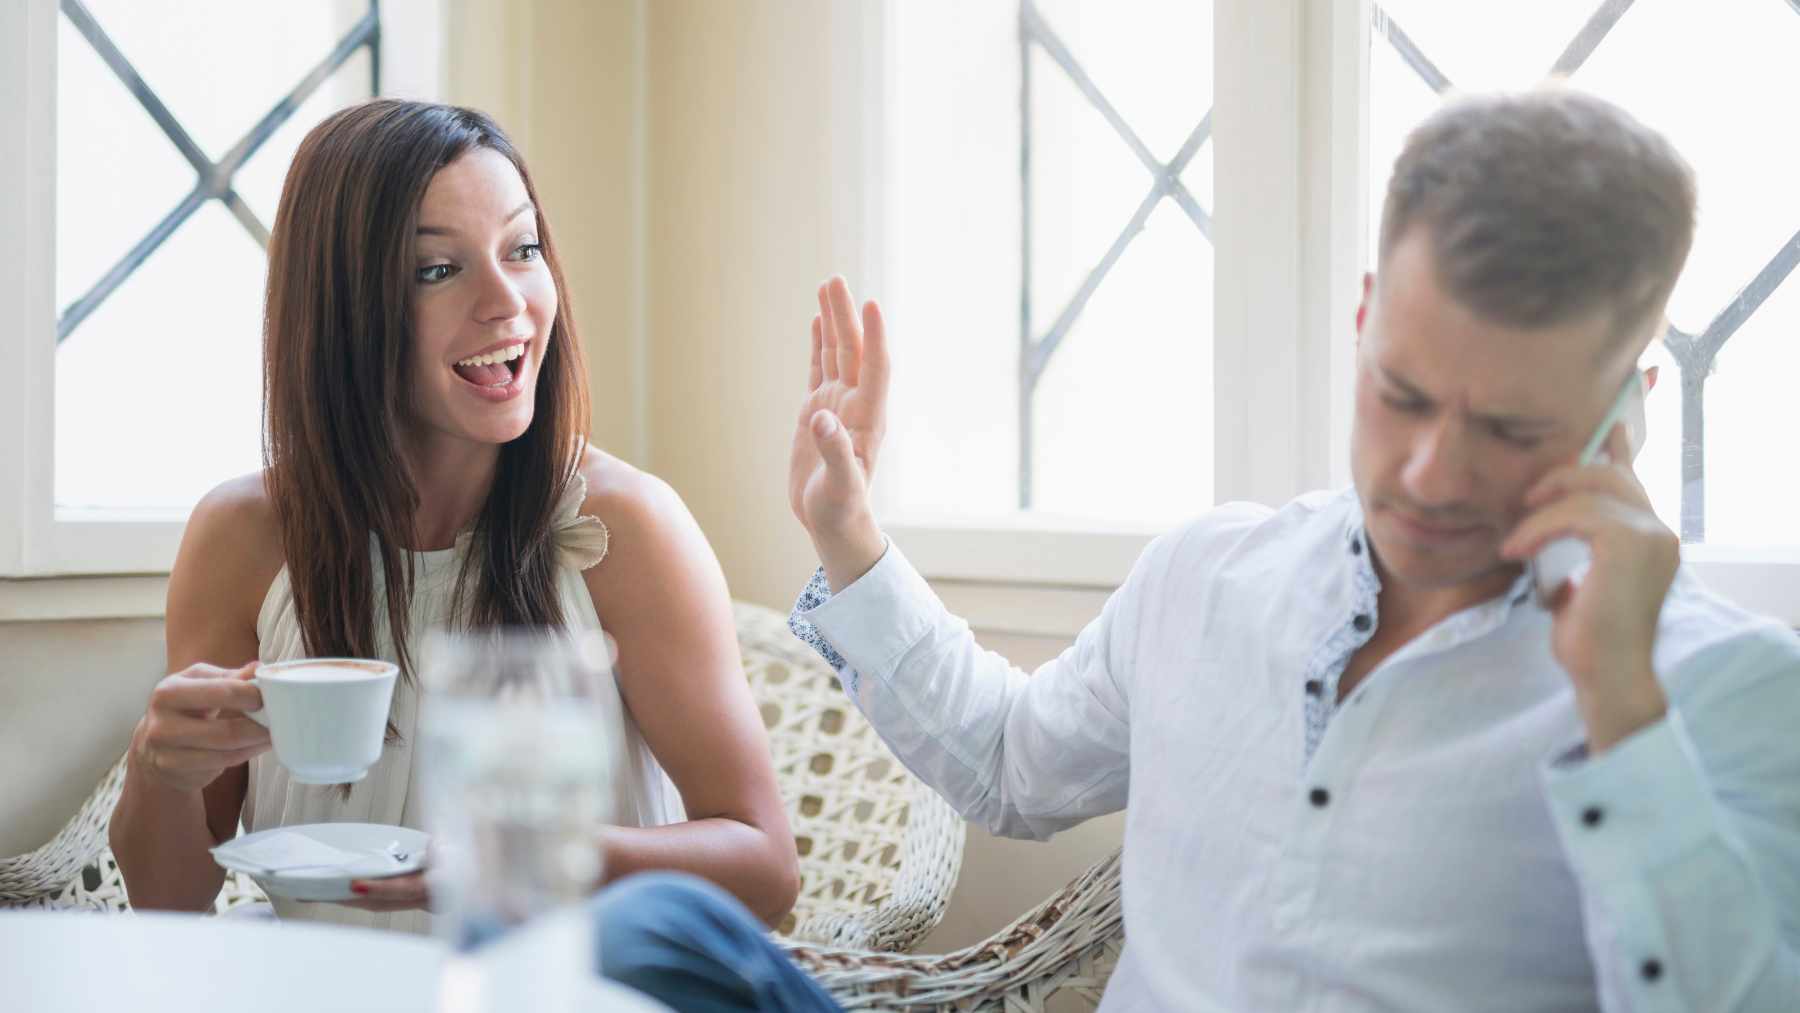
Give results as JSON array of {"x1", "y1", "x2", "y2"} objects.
[{"x1": 791, "y1": 488, "x2": 1800, "y2": 1011}]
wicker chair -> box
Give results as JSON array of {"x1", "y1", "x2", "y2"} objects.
[
  {"x1": 2, "y1": 602, "x2": 1126, "y2": 1009},
  {"x1": 733, "y1": 601, "x2": 968, "y2": 950},
  {"x1": 0, "y1": 753, "x2": 266, "y2": 916}
]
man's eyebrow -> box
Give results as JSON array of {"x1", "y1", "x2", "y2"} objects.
[
  {"x1": 416, "y1": 200, "x2": 535, "y2": 237},
  {"x1": 1472, "y1": 409, "x2": 1559, "y2": 431},
  {"x1": 1375, "y1": 364, "x2": 1428, "y2": 400},
  {"x1": 1376, "y1": 363, "x2": 1558, "y2": 429}
]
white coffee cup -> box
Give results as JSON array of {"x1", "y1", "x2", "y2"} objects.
[{"x1": 247, "y1": 659, "x2": 399, "y2": 785}]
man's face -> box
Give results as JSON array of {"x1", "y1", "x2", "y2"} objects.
[{"x1": 1351, "y1": 229, "x2": 1644, "y2": 594}]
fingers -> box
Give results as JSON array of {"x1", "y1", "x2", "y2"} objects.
[
  {"x1": 818, "y1": 284, "x2": 840, "y2": 382},
  {"x1": 826, "y1": 276, "x2": 863, "y2": 386},
  {"x1": 811, "y1": 410, "x2": 866, "y2": 494},
  {"x1": 860, "y1": 299, "x2": 890, "y2": 393},
  {"x1": 144, "y1": 744, "x2": 267, "y2": 778},
  {"x1": 170, "y1": 660, "x2": 256, "y2": 684},
  {"x1": 1500, "y1": 493, "x2": 1639, "y2": 561},
  {"x1": 1524, "y1": 455, "x2": 1649, "y2": 512},
  {"x1": 151, "y1": 672, "x2": 265, "y2": 718},
  {"x1": 340, "y1": 872, "x2": 429, "y2": 912},
  {"x1": 809, "y1": 316, "x2": 825, "y2": 391},
  {"x1": 153, "y1": 712, "x2": 271, "y2": 752}
]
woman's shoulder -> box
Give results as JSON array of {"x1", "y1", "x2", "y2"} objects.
[
  {"x1": 573, "y1": 447, "x2": 712, "y2": 587},
  {"x1": 179, "y1": 471, "x2": 286, "y2": 589},
  {"x1": 575, "y1": 446, "x2": 684, "y2": 531}
]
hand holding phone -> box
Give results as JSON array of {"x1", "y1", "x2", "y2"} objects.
[{"x1": 1530, "y1": 370, "x2": 1648, "y2": 605}]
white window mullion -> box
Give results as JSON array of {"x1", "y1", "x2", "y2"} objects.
[
  {"x1": 379, "y1": 0, "x2": 450, "y2": 104},
  {"x1": 1213, "y1": 0, "x2": 1307, "y2": 510},
  {"x1": 1213, "y1": 0, "x2": 1370, "y2": 510},
  {"x1": 1, "y1": 0, "x2": 59, "y2": 578},
  {"x1": 1300, "y1": 0, "x2": 1371, "y2": 494}
]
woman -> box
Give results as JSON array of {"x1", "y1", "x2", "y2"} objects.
[{"x1": 107, "y1": 100, "x2": 799, "y2": 935}]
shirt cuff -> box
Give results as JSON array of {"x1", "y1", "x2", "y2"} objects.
[
  {"x1": 788, "y1": 566, "x2": 850, "y2": 674},
  {"x1": 794, "y1": 540, "x2": 942, "y2": 696},
  {"x1": 1541, "y1": 708, "x2": 1721, "y2": 888}
]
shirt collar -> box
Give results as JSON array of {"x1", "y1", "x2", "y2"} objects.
[{"x1": 1338, "y1": 489, "x2": 1541, "y2": 633}]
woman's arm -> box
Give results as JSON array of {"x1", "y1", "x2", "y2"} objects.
[
  {"x1": 110, "y1": 474, "x2": 282, "y2": 911},
  {"x1": 581, "y1": 452, "x2": 801, "y2": 925}
]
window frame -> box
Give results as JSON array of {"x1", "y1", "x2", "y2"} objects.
[
  {"x1": 874, "y1": 0, "x2": 1800, "y2": 626},
  {"x1": 0, "y1": 0, "x2": 446, "y2": 588},
  {"x1": 877, "y1": 0, "x2": 1363, "y2": 587}
]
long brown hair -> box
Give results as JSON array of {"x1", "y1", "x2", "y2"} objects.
[{"x1": 263, "y1": 100, "x2": 590, "y2": 696}]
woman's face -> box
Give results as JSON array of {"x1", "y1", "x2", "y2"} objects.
[{"x1": 407, "y1": 148, "x2": 557, "y2": 450}]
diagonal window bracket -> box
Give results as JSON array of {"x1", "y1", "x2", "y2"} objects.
[
  {"x1": 1016, "y1": 0, "x2": 1212, "y2": 508},
  {"x1": 56, "y1": 0, "x2": 380, "y2": 342},
  {"x1": 1660, "y1": 228, "x2": 1800, "y2": 540},
  {"x1": 1550, "y1": 0, "x2": 1637, "y2": 76},
  {"x1": 1024, "y1": 112, "x2": 1211, "y2": 383}
]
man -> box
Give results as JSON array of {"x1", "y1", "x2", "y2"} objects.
[{"x1": 598, "y1": 87, "x2": 1800, "y2": 1011}]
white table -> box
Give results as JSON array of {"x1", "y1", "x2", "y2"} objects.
[{"x1": 2, "y1": 910, "x2": 671, "y2": 1012}]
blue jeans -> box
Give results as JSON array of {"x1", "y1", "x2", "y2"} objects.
[{"x1": 595, "y1": 872, "x2": 843, "y2": 1013}]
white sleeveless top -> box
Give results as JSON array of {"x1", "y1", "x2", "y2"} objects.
[{"x1": 244, "y1": 474, "x2": 685, "y2": 935}]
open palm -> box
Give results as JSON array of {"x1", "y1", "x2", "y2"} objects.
[{"x1": 788, "y1": 276, "x2": 890, "y2": 536}]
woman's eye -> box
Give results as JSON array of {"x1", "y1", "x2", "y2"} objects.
[
  {"x1": 418, "y1": 263, "x2": 455, "y2": 284},
  {"x1": 1383, "y1": 396, "x2": 1427, "y2": 415},
  {"x1": 513, "y1": 242, "x2": 543, "y2": 262}
]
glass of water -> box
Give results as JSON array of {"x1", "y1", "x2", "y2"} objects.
[{"x1": 418, "y1": 627, "x2": 618, "y2": 1013}]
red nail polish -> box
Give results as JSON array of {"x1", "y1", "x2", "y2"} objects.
[{"x1": 350, "y1": 882, "x2": 369, "y2": 895}]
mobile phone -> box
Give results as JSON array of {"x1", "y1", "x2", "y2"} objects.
[{"x1": 1530, "y1": 370, "x2": 1648, "y2": 606}]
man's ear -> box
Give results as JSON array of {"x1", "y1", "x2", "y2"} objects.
[
  {"x1": 1355, "y1": 272, "x2": 1375, "y2": 341},
  {"x1": 1643, "y1": 364, "x2": 1659, "y2": 394}
]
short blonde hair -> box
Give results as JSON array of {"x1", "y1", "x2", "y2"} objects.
[{"x1": 1378, "y1": 87, "x2": 1696, "y2": 344}]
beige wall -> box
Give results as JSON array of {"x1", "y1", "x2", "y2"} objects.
[
  {"x1": 444, "y1": 0, "x2": 649, "y2": 463},
  {"x1": 643, "y1": 0, "x2": 861, "y2": 611},
  {"x1": 452, "y1": 0, "x2": 857, "y2": 610},
  {"x1": 0, "y1": 619, "x2": 165, "y2": 858}
]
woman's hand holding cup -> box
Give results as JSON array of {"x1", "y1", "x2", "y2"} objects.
[{"x1": 130, "y1": 662, "x2": 271, "y2": 794}]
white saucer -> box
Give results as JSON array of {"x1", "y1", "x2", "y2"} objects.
[{"x1": 212, "y1": 822, "x2": 429, "y2": 902}]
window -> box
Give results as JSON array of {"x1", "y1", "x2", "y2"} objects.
[
  {"x1": 56, "y1": 0, "x2": 378, "y2": 515},
  {"x1": 1370, "y1": 0, "x2": 1800, "y2": 550},
  {"x1": 880, "y1": 0, "x2": 1215, "y2": 530},
  {"x1": 3, "y1": 0, "x2": 441, "y2": 577},
  {"x1": 876, "y1": 0, "x2": 1796, "y2": 622}
]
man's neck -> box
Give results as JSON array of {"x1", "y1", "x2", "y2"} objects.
[
  {"x1": 1338, "y1": 558, "x2": 1524, "y2": 704},
  {"x1": 1373, "y1": 558, "x2": 1523, "y2": 637}
]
